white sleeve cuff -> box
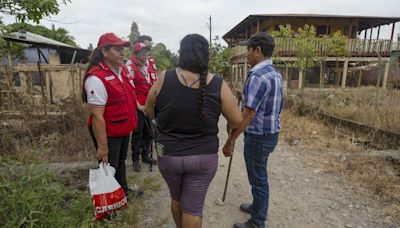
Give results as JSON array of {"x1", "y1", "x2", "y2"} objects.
[{"x1": 85, "y1": 75, "x2": 108, "y2": 105}]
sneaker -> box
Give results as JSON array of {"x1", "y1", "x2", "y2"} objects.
[
  {"x1": 233, "y1": 221, "x2": 258, "y2": 228},
  {"x1": 142, "y1": 156, "x2": 157, "y2": 165},
  {"x1": 133, "y1": 160, "x2": 141, "y2": 172},
  {"x1": 239, "y1": 203, "x2": 252, "y2": 214}
]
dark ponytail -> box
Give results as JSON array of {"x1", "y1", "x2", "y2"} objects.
[
  {"x1": 83, "y1": 46, "x2": 111, "y2": 102},
  {"x1": 84, "y1": 46, "x2": 112, "y2": 75},
  {"x1": 178, "y1": 34, "x2": 209, "y2": 119}
]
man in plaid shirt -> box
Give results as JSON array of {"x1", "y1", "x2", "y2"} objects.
[{"x1": 224, "y1": 32, "x2": 283, "y2": 228}]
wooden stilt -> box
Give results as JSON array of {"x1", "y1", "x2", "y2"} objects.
[
  {"x1": 298, "y1": 69, "x2": 303, "y2": 89},
  {"x1": 357, "y1": 70, "x2": 363, "y2": 87},
  {"x1": 341, "y1": 59, "x2": 349, "y2": 88}
]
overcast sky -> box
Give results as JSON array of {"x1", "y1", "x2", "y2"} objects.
[{"x1": 2, "y1": 0, "x2": 400, "y2": 52}]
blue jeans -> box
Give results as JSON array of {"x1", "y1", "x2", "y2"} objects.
[{"x1": 244, "y1": 132, "x2": 279, "y2": 228}]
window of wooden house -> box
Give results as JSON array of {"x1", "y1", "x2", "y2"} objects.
[
  {"x1": 32, "y1": 72, "x2": 46, "y2": 86},
  {"x1": 343, "y1": 25, "x2": 357, "y2": 37},
  {"x1": 13, "y1": 73, "x2": 21, "y2": 87},
  {"x1": 351, "y1": 26, "x2": 357, "y2": 38},
  {"x1": 316, "y1": 25, "x2": 328, "y2": 36},
  {"x1": 344, "y1": 25, "x2": 349, "y2": 36}
]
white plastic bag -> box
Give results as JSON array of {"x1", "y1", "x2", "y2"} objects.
[{"x1": 89, "y1": 163, "x2": 127, "y2": 220}]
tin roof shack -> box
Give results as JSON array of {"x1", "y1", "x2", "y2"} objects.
[
  {"x1": 223, "y1": 14, "x2": 400, "y2": 91},
  {"x1": 0, "y1": 31, "x2": 90, "y2": 113}
]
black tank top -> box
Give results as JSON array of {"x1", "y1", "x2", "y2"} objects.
[{"x1": 155, "y1": 68, "x2": 223, "y2": 156}]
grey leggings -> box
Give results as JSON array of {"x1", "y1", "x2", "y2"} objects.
[{"x1": 158, "y1": 153, "x2": 218, "y2": 216}]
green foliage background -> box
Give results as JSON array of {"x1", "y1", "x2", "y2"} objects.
[{"x1": 209, "y1": 36, "x2": 231, "y2": 78}]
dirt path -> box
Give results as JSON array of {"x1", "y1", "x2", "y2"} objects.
[{"x1": 137, "y1": 117, "x2": 394, "y2": 228}]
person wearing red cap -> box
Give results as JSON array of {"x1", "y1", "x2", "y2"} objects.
[
  {"x1": 137, "y1": 35, "x2": 158, "y2": 84},
  {"x1": 82, "y1": 32, "x2": 138, "y2": 197},
  {"x1": 126, "y1": 42, "x2": 157, "y2": 172}
]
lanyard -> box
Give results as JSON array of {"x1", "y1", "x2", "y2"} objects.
[{"x1": 135, "y1": 63, "x2": 150, "y2": 84}]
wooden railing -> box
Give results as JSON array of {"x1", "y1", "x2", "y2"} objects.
[{"x1": 231, "y1": 38, "x2": 392, "y2": 59}]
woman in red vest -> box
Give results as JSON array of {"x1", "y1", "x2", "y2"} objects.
[{"x1": 82, "y1": 33, "x2": 138, "y2": 195}]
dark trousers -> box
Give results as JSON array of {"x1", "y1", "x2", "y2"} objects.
[
  {"x1": 89, "y1": 127, "x2": 130, "y2": 192},
  {"x1": 131, "y1": 110, "x2": 151, "y2": 161},
  {"x1": 244, "y1": 132, "x2": 279, "y2": 228}
]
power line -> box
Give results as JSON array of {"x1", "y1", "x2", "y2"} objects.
[{"x1": 43, "y1": 17, "x2": 83, "y2": 24}]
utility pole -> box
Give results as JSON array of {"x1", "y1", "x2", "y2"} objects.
[{"x1": 208, "y1": 15, "x2": 212, "y2": 46}]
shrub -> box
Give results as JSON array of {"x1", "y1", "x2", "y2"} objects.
[{"x1": 0, "y1": 163, "x2": 94, "y2": 227}]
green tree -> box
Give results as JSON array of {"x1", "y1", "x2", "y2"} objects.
[
  {"x1": 324, "y1": 31, "x2": 349, "y2": 86},
  {"x1": 271, "y1": 24, "x2": 295, "y2": 86},
  {"x1": 152, "y1": 43, "x2": 174, "y2": 72},
  {"x1": 0, "y1": 1, "x2": 70, "y2": 59},
  {"x1": 0, "y1": 0, "x2": 70, "y2": 24},
  {"x1": 209, "y1": 36, "x2": 231, "y2": 78},
  {"x1": 316, "y1": 34, "x2": 330, "y2": 88},
  {"x1": 128, "y1": 21, "x2": 140, "y2": 44},
  {"x1": 271, "y1": 24, "x2": 294, "y2": 60},
  {"x1": 48, "y1": 24, "x2": 76, "y2": 46},
  {"x1": 294, "y1": 24, "x2": 317, "y2": 89}
]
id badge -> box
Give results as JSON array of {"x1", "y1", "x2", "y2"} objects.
[{"x1": 155, "y1": 142, "x2": 165, "y2": 157}]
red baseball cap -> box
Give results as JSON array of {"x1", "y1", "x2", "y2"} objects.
[
  {"x1": 133, "y1": 42, "x2": 150, "y2": 52},
  {"x1": 97, "y1": 33, "x2": 131, "y2": 49}
]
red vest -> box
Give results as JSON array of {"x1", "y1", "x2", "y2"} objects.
[
  {"x1": 83, "y1": 62, "x2": 138, "y2": 137},
  {"x1": 148, "y1": 58, "x2": 158, "y2": 84},
  {"x1": 127, "y1": 56, "x2": 151, "y2": 105}
]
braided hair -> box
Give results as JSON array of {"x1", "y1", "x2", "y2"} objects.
[{"x1": 178, "y1": 34, "x2": 209, "y2": 119}]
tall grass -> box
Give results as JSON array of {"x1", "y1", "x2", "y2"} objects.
[
  {"x1": 286, "y1": 87, "x2": 400, "y2": 133},
  {"x1": 0, "y1": 163, "x2": 94, "y2": 227},
  {"x1": 0, "y1": 99, "x2": 94, "y2": 163},
  {"x1": 0, "y1": 163, "x2": 162, "y2": 227}
]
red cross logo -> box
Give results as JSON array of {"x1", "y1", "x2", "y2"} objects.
[{"x1": 90, "y1": 90, "x2": 94, "y2": 96}]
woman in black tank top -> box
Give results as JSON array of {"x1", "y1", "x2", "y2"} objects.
[{"x1": 144, "y1": 34, "x2": 242, "y2": 228}]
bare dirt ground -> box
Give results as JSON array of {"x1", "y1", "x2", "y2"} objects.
[{"x1": 134, "y1": 117, "x2": 399, "y2": 228}]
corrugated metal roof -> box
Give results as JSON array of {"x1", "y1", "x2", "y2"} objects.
[
  {"x1": 10, "y1": 31, "x2": 74, "y2": 48},
  {"x1": 251, "y1": 13, "x2": 400, "y2": 20}
]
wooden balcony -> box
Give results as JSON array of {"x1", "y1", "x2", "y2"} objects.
[{"x1": 231, "y1": 38, "x2": 392, "y2": 61}]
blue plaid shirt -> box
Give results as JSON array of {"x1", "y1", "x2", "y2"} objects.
[{"x1": 242, "y1": 59, "x2": 283, "y2": 135}]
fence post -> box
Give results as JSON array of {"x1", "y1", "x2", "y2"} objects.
[
  {"x1": 6, "y1": 41, "x2": 13, "y2": 108},
  {"x1": 47, "y1": 66, "x2": 54, "y2": 104},
  {"x1": 357, "y1": 70, "x2": 363, "y2": 87},
  {"x1": 37, "y1": 48, "x2": 47, "y2": 115},
  {"x1": 382, "y1": 60, "x2": 390, "y2": 90}
]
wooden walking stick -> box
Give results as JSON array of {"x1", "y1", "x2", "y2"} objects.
[{"x1": 216, "y1": 96, "x2": 241, "y2": 206}]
